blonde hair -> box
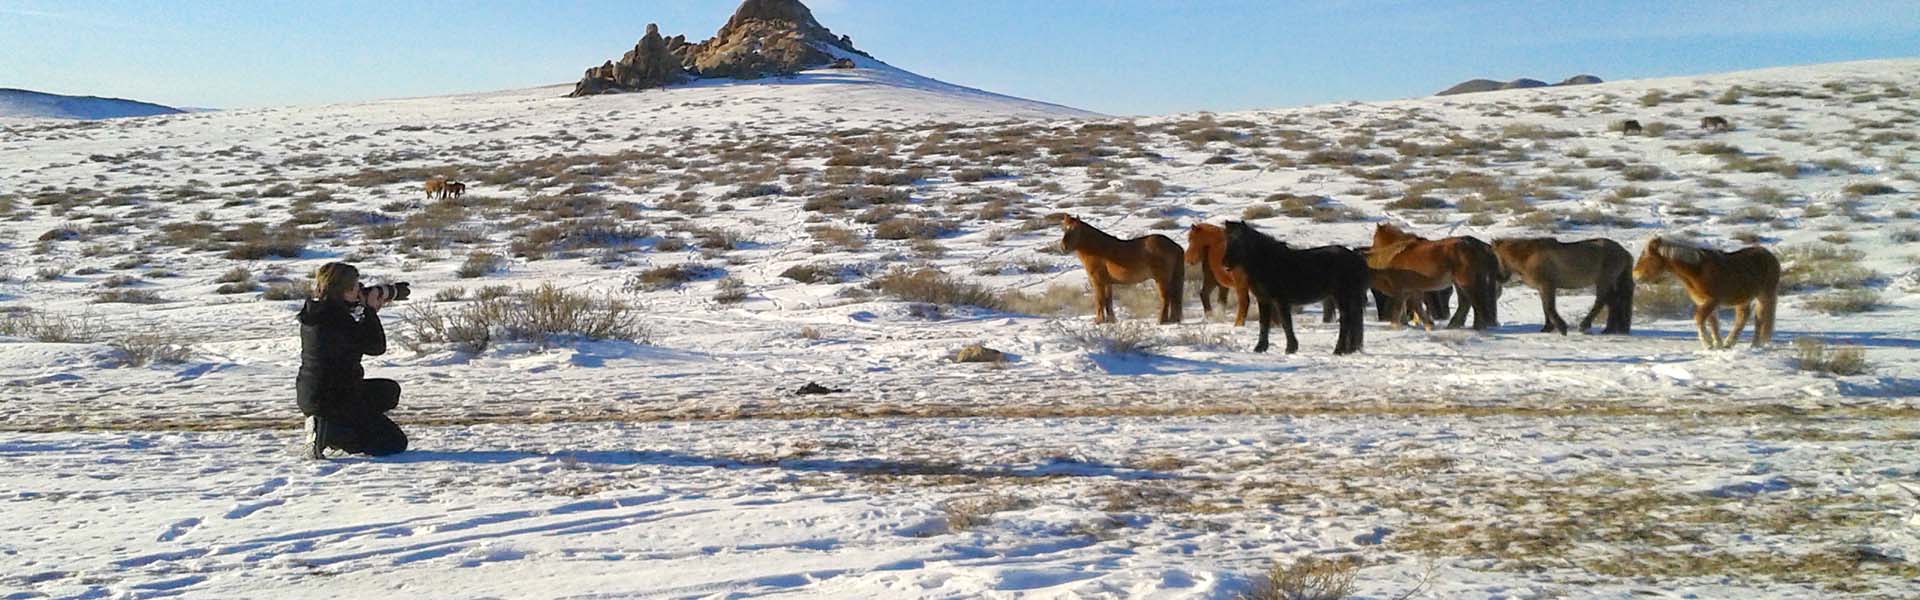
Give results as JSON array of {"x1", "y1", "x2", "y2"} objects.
[{"x1": 312, "y1": 262, "x2": 360, "y2": 301}]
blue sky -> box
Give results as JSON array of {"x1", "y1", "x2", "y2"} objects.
[{"x1": 3, "y1": 0, "x2": 1917, "y2": 115}]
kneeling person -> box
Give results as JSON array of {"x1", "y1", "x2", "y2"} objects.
[{"x1": 297, "y1": 262, "x2": 409, "y2": 458}]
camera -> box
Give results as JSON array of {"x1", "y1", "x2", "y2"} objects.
[{"x1": 360, "y1": 282, "x2": 411, "y2": 303}]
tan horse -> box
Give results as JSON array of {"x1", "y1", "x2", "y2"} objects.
[
  {"x1": 1185, "y1": 223, "x2": 1253, "y2": 326},
  {"x1": 1370, "y1": 268, "x2": 1454, "y2": 330},
  {"x1": 1370, "y1": 224, "x2": 1502, "y2": 330},
  {"x1": 424, "y1": 177, "x2": 447, "y2": 199},
  {"x1": 1632, "y1": 237, "x2": 1780, "y2": 350},
  {"x1": 1061, "y1": 215, "x2": 1185, "y2": 324},
  {"x1": 1492, "y1": 237, "x2": 1634, "y2": 335}
]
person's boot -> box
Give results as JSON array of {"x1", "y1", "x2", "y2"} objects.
[{"x1": 303, "y1": 415, "x2": 328, "y2": 460}]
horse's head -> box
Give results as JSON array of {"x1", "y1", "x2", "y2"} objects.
[
  {"x1": 1058, "y1": 215, "x2": 1086, "y2": 252},
  {"x1": 1490, "y1": 238, "x2": 1521, "y2": 282},
  {"x1": 1372, "y1": 223, "x2": 1407, "y2": 248},
  {"x1": 1184, "y1": 223, "x2": 1221, "y2": 264},
  {"x1": 1632, "y1": 238, "x2": 1668, "y2": 282},
  {"x1": 1220, "y1": 221, "x2": 1254, "y2": 270}
]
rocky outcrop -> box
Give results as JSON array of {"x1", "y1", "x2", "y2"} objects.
[
  {"x1": 1436, "y1": 75, "x2": 1604, "y2": 96},
  {"x1": 568, "y1": 0, "x2": 872, "y2": 97},
  {"x1": 570, "y1": 24, "x2": 690, "y2": 97}
]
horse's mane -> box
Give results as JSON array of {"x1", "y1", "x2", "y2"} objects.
[
  {"x1": 1225, "y1": 221, "x2": 1285, "y2": 249},
  {"x1": 1655, "y1": 237, "x2": 1712, "y2": 265},
  {"x1": 1367, "y1": 238, "x2": 1416, "y2": 269}
]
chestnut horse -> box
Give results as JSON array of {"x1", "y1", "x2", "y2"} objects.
[
  {"x1": 1186, "y1": 223, "x2": 1254, "y2": 326},
  {"x1": 424, "y1": 177, "x2": 446, "y2": 198},
  {"x1": 1220, "y1": 221, "x2": 1367, "y2": 355},
  {"x1": 1369, "y1": 224, "x2": 1502, "y2": 330},
  {"x1": 1492, "y1": 237, "x2": 1634, "y2": 335},
  {"x1": 1370, "y1": 268, "x2": 1455, "y2": 330},
  {"x1": 1633, "y1": 238, "x2": 1779, "y2": 350},
  {"x1": 1060, "y1": 215, "x2": 1185, "y2": 324},
  {"x1": 444, "y1": 181, "x2": 466, "y2": 199}
]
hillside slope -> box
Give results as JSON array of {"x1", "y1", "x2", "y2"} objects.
[{"x1": 0, "y1": 88, "x2": 185, "y2": 120}]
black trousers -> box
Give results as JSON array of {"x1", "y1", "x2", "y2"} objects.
[{"x1": 318, "y1": 378, "x2": 408, "y2": 456}]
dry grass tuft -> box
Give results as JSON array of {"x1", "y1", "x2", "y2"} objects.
[
  {"x1": 1793, "y1": 338, "x2": 1869, "y2": 376},
  {"x1": 1244, "y1": 555, "x2": 1360, "y2": 600}
]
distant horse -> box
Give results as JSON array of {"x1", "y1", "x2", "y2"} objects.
[
  {"x1": 1060, "y1": 215, "x2": 1185, "y2": 324},
  {"x1": 1700, "y1": 116, "x2": 1733, "y2": 132},
  {"x1": 1186, "y1": 223, "x2": 1253, "y2": 326},
  {"x1": 1321, "y1": 245, "x2": 1452, "y2": 324},
  {"x1": 1370, "y1": 267, "x2": 1455, "y2": 330},
  {"x1": 1370, "y1": 224, "x2": 1502, "y2": 330},
  {"x1": 1621, "y1": 120, "x2": 1644, "y2": 135},
  {"x1": 444, "y1": 181, "x2": 467, "y2": 199},
  {"x1": 1220, "y1": 221, "x2": 1368, "y2": 355},
  {"x1": 424, "y1": 177, "x2": 447, "y2": 199},
  {"x1": 1492, "y1": 237, "x2": 1635, "y2": 335},
  {"x1": 1633, "y1": 237, "x2": 1779, "y2": 350}
]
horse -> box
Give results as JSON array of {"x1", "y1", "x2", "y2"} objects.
[
  {"x1": 1369, "y1": 223, "x2": 1502, "y2": 330},
  {"x1": 1321, "y1": 245, "x2": 1453, "y2": 324},
  {"x1": 1370, "y1": 268, "x2": 1455, "y2": 330},
  {"x1": 1700, "y1": 116, "x2": 1732, "y2": 132},
  {"x1": 1186, "y1": 223, "x2": 1254, "y2": 326},
  {"x1": 1621, "y1": 120, "x2": 1644, "y2": 135},
  {"x1": 1492, "y1": 237, "x2": 1635, "y2": 335},
  {"x1": 424, "y1": 177, "x2": 447, "y2": 199},
  {"x1": 1060, "y1": 215, "x2": 1185, "y2": 324},
  {"x1": 1220, "y1": 221, "x2": 1368, "y2": 355},
  {"x1": 444, "y1": 181, "x2": 467, "y2": 199},
  {"x1": 1632, "y1": 237, "x2": 1779, "y2": 350}
]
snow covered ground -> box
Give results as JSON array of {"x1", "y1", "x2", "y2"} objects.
[{"x1": 4, "y1": 59, "x2": 1920, "y2": 597}]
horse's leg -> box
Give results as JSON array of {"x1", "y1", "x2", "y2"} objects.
[
  {"x1": 1233, "y1": 285, "x2": 1250, "y2": 327},
  {"x1": 1722, "y1": 303, "x2": 1751, "y2": 350},
  {"x1": 1756, "y1": 291, "x2": 1777, "y2": 347},
  {"x1": 1692, "y1": 301, "x2": 1720, "y2": 350},
  {"x1": 1252, "y1": 298, "x2": 1273, "y2": 353},
  {"x1": 1197, "y1": 270, "x2": 1215, "y2": 317},
  {"x1": 1088, "y1": 273, "x2": 1112, "y2": 324},
  {"x1": 1446, "y1": 274, "x2": 1472, "y2": 329},
  {"x1": 1279, "y1": 302, "x2": 1299, "y2": 354},
  {"x1": 1321, "y1": 297, "x2": 1337, "y2": 324},
  {"x1": 1547, "y1": 288, "x2": 1571, "y2": 335},
  {"x1": 1372, "y1": 288, "x2": 1392, "y2": 322},
  {"x1": 1343, "y1": 288, "x2": 1366, "y2": 353},
  {"x1": 1412, "y1": 296, "x2": 1434, "y2": 331},
  {"x1": 1578, "y1": 286, "x2": 1607, "y2": 334},
  {"x1": 1429, "y1": 288, "x2": 1452, "y2": 322}
]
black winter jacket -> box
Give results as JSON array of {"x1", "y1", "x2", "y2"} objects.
[{"x1": 295, "y1": 299, "x2": 387, "y2": 416}]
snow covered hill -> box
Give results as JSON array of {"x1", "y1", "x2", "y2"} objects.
[
  {"x1": 0, "y1": 88, "x2": 186, "y2": 120},
  {"x1": 3, "y1": 58, "x2": 1919, "y2": 598}
]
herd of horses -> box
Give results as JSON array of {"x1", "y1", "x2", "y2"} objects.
[
  {"x1": 423, "y1": 177, "x2": 467, "y2": 200},
  {"x1": 1620, "y1": 115, "x2": 1733, "y2": 135},
  {"x1": 1058, "y1": 215, "x2": 1781, "y2": 355}
]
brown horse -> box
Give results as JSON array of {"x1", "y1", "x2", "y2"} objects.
[
  {"x1": 1370, "y1": 224, "x2": 1501, "y2": 330},
  {"x1": 1633, "y1": 238, "x2": 1779, "y2": 350},
  {"x1": 1322, "y1": 245, "x2": 1452, "y2": 324},
  {"x1": 1061, "y1": 215, "x2": 1185, "y2": 324},
  {"x1": 1370, "y1": 268, "x2": 1454, "y2": 330},
  {"x1": 1185, "y1": 223, "x2": 1253, "y2": 326},
  {"x1": 1492, "y1": 237, "x2": 1634, "y2": 335},
  {"x1": 424, "y1": 177, "x2": 447, "y2": 199},
  {"x1": 444, "y1": 181, "x2": 467, "y2": 199},
  {"x1": 1700, "y1": 116, "x2": 1733, "y2": 132},
  {"x1": 1620, "y1": 119, "x2": 1643, "y2": 135}
]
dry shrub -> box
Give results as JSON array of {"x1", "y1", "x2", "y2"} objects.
[
  {"x1": 1842, "y1": 182, "x2": 1898, "y2": 196},
  {"x1": 628, "y1": 264, "x2": 713, "y2": 291},
  {"x1": 779, "y1": 263, "x2": 843, "y2": 284},
  {"x1": 0, "y1": 310, "x2": 102, "y2": 342},
  {"x1": 1793, "y1": 338, "x2": 1868, "y2": 376},
  {"x1": 873, "y1": 216, "x2": 949, "y2": 240},
  {"x1": 1050, "y1": 321, "x2": 1160, "y2": 354},
  {"x1": 93, "y1": 290, "x2": 168, "y2": 304},
  {"x1": 111, "y1": 331, "x2": 194, "y2": 367},
  {"x1": 1245, "y1": 555, "x2": 1360, "y2": 600},
  {"x1": 401, "y1": 283, "x2": 644, "y2": 353},
  {"x1": 1780, "y1": 244, "x2": 1876, "y2": 290},
  {"x1": 942, "y1": 494, "x2": 1028, "y2": 531},
  {"x1": 867, "y1": 268, "x2": 1003, "y2": 309},
  {"x1": 458, "y1": 252, "x2": 504, "y2": 279},
  {"x1": 999, "y1": 283, "x2": 1089, "y2": 316},
  {"x1": 1635, "y1": 279, "x2": 1696, "y2": 322},
  {"x1": 712, "y1": 276, "x2": 748, "y2": 304},
  {"x1": 1803, "y1": 289, "x2": 1879, "y2": 314}
]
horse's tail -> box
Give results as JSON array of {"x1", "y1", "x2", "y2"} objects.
[
  {"x1": 1609, "y1": 265, "x2": 1634, "y2": 334},
  {"x1": 1475, "y1": 245, "x2": 1502, "y2": 330}
]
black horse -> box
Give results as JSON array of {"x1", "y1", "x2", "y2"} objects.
[
  {"x1": 1221, "y1": 221, "x2": 1369, "y2": 355},
  {"x1": 1321, "y1": 245, "x2": 1453, "y2": 324}
]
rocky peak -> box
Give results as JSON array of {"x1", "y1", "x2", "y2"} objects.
[{"x1": 568, "y1": 0, "x2": 870, "y2": 97}]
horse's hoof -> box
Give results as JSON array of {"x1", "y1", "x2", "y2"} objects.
[{"x1": 1252, "y1": 345, "x2": 1269, "y2": 353}]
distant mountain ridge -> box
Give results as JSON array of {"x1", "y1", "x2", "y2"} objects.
[
  {"x1": 1436, "y1": 75, "x2": 1603, "y2": 96},
  {"x1": 0, "y1": 88, "x2": 185, "y2": 120}
]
